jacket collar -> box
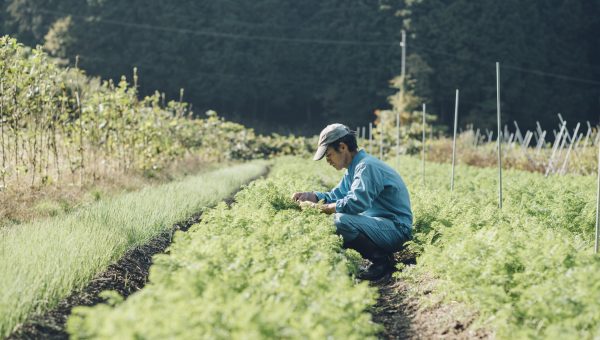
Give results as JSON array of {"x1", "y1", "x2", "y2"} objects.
[{"x1": 347, "y1": 149, "x2": 367, "y2": 174}]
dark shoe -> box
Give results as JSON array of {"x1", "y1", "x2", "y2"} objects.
[
  {"x1": 343, "y1": 233, "x2": 394, "y2": 281},
  {"x1": 357, "y1": 255, "x2": 393, "y2": 281}
]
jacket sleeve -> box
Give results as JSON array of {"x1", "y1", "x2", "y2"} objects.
[
  {"x1": 314, "y1": 176, "x2": 348, "y2": 204},
  {"x1": 335, "y1": 163, "x2": 383, "y2": 214}
]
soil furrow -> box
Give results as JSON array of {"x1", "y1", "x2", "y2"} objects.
[
  {"x1": 371, "y1": 251, "x2": 490, "y2": 339},
  {"x1": 8, "y1": 169, "x2": 268, "y2": 340}
]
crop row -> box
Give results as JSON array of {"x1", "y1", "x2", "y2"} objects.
[
  {"x1": 392, "y1": 156, "x2": 598, "y2": 338},
  {"x1": 67, "y1": 157, "x2": 379, "y2": 339},
  {"x1": 0, "y1": 161, "x2": 267, "y2": 338}
]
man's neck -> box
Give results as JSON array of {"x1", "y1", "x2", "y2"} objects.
[{"x1": 344, "y1": 150, "x2": 359, "y2": 169}]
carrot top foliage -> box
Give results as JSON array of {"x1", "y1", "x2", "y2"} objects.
[
  {"x1": 394, "y1": 156, "x2": 599, "y2": 338},
  {"x1": 67, "y1": 157, "x2": 379, "y2": 339}
]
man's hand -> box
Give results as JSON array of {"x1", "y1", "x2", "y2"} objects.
[
  {"x1": 291, "y1": 191, "x2": 317, "y2": 203},
  {"x1": 299, "y1": 201, "x2": 336, "y2": 215},
  {"x1": 299, "y1": 201, "x2": 317, "y2": 210}
]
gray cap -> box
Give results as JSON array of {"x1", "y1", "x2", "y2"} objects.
[{"x1": 313, "y1": 123, "x2": 352, "y2": 161}]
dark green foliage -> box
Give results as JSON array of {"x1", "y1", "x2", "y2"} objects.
[
  {"x1": 3, "y1": 1, "x2": 599, "y2": 135},
  {"x1": 2, "y1": 0, "x2": 403, "y2": 134},
  {"x1": 399, "y1": 0, "x2": 600, "y2": 132}
]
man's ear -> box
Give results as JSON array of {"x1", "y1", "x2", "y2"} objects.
[{"x1": 339, "y1": 142, "x2": 348, "y2": 152}]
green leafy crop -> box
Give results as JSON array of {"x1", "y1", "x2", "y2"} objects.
[
  {"x1": 393, "y1": 155, "x2": 600, "y2": 338},
  {"x1": 67, "y1": 157, "x2": 379, "y2": 339}
]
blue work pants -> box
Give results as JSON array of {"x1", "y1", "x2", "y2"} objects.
[{"x1": 334, "y1": 213, "x2": 411, "y2": 253}]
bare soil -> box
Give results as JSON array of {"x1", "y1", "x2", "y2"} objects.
[{"x1": 371, "y1": 251, "x2": 492, "y2": 340}]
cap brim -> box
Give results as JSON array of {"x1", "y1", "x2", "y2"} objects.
[{"x1": 313, "y1": 145, "x2": 327, "y2": 161}]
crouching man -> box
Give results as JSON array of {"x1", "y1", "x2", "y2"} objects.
[{"x1": 292, "y1": 123, "x2": 413, "y2": 281}]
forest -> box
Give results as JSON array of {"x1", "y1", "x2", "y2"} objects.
[{"x1": 1, "y1": 0, "x2": 599, "y2": 134}]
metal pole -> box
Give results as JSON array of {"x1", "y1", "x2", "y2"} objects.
[
  {"x1": 400, "y1": 30, "x2": 406, "y2": 81},
  {"x1": 380, "y1": 118, "x2": 384, "y2": 160},
  {"x1": 396, "y1": 112, "x2": 400, "y2": 168},
  {"x1": 496, "y1": 62, "x2": 503, "y2": 209},
  {"x1": 422, "y1": 103, "x2": 426, "y2": 186},
  {"x1": 369, "y1": 122, "x2": 373, "y2": 154},
  {"x1": 596, "y1": 139, "x2": 600, "y2": 253},
  {"x1": 451, "y1": 89, "x2": 459, "y2": 192}
]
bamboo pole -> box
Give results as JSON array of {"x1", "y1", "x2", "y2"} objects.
[
  {"x1": 514, "y1": 121, "x2": 523, "y2": 144},
  {"x1": 545, "y1": 122, "x2": 566, "y2": 176},
  {"x1": 560, "y1": 122, "x2": 580, "y2": 175},
  {"x1": 535, "y1": 131, "x2": 547, "y2": 155},
  {"x1": 583, "y1": 121, "x2": 592, "y2": 149},
  {"x1": 451, "y1": 89, "x2": 459, "y2": 192}
]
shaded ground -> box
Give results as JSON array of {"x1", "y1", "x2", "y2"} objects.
[{"x1": 371, "y1": 251, "x2": 491, "y2": 340}]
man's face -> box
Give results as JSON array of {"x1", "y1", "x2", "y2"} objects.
[{"x1": 325, "y1": 144, "x2": 345, "y2": 170}]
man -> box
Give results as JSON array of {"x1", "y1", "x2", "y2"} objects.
[{"x1": 292, "y1": 123, "x2": 413, "y2": 281}]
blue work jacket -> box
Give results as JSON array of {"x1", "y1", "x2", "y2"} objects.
[{"x1": 315, "y1": 150, "x2": 413, "y2": 230}]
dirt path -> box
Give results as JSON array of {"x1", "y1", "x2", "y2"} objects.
[{"x1": 371, "y1": 252, "x2": 491, "y2": 340}]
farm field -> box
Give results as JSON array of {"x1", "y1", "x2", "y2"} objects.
[
  {"x1": 392, "y1": 156, "x2": 598, "y2": 338},
  {"x1": 66, "y1": 157, "x2": 379, "y2": 339},
  {"x1": 63, "y1": 154, "x2": 600, "y2": 339},
  {"x1": 0, "y1": 161, "x2": 267, "y2": 338},
  {"x1": 1, "y1": 4, "x2": 599, "y2": 337}
]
